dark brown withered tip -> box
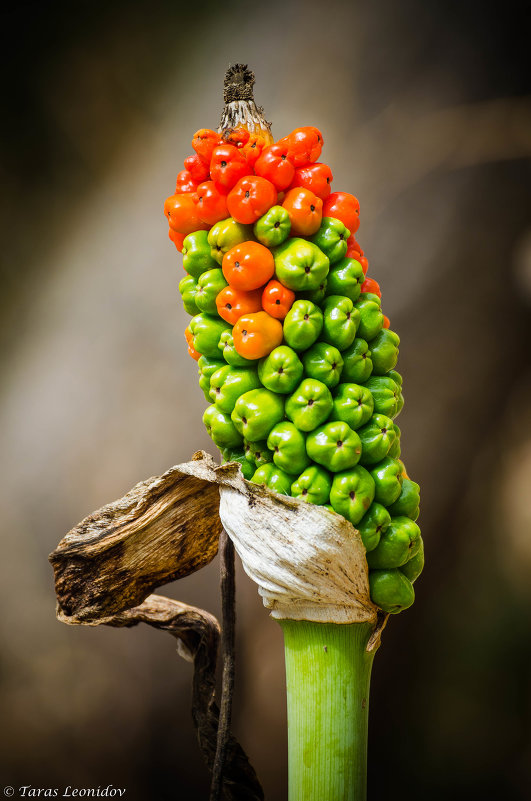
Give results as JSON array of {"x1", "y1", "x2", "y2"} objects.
[{"x1": 224, "y1": 64, "x2": 255, "y2": 103}]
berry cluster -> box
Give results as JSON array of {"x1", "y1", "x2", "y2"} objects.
[{"x1": 164, "y1": 125, "x2": 423, "y2": 614}]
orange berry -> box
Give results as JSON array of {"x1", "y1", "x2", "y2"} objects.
[
  {"x1": 227, "y1": 176, "x2": 277, "y2": 224},
  {"x1": 282, "y1": 187, "x2": 323, "y2": 236},
  {"x1": 216, "y1": 286, "x2": 263, "y2": 325},
  {"x1": 232, "y1": 311, "x2": 283, "y2": 360},
  {"x1": 261, "y1": 280, "x2": 295, "y2": 320},
  {"x1": 184, "y1": 327, "x2": 201, "y2": 361},
  {"x1": 222, "y1": 241, "x2": 275, "y2": 291},
  {"x1": 164, "y1": 194, "x2": 209, "y2": 235},
  {"x1": 192, "y1": 128, "x2": 222, "y2": 163}
]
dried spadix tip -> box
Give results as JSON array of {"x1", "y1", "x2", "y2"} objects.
[
  {"x1": 223, "y1": 63, "x2": 256, "y2": 103},
  {"x1": 219, "y1": 63, "x2": 273, "y2": 142}
]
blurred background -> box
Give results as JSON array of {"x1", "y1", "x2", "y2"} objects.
[{"x1": 1, "y1": 0, "x2": 530, "y2": 798}]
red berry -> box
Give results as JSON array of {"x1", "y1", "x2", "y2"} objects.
[
  {"x1": 323, "y1": 192, "x2": 360, "y2": 233},
  {"x1": 227, "y1": 176, "x2": 277, "y2": 224},
  {"x1": 210, "y1": 144, "x2": 250, "y2": 192},
  {"x1": 361, "y1": 277, "x2": 381, "y2": 298},
  {"x1": 164, "y1": 194, "x2": 209, "y2": 235},
  {"x1": 184, "y1": 154, "x2": 210, "y2": 184},
  {"x1": 290, "y1": 162, "x2": 333, "y2": 200},
  {"x1": 261, "y1": 280, "x2": 295, "y2": 320},
  {"x1": 192, "y1": 129, "x2": 222, "y2": 164},
  {"x1": 255, "y1": 143, "x2": 295, "y2": 191},
  {"x1": 221, "y1": 127, "x2": 250, "y2": 147},
  {"x1": 283, "y1": 126, "x2": 323, "y2": 167},
  {"x1": 175, "y1": 170, "x2": 197, "y2": 194},
  {"x1": 242, "y1": 133, "x2": 269, "y2": 167},
  {"x1": 195, "y1": 181, "x2": 229, "y2": 226},
  {"x1": 222, "y1": 241, "x2": 275, "y2": 291}
]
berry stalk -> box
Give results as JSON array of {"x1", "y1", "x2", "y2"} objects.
[{"x1": 281, "y1": 620, "x2": 375, "y2": 801}]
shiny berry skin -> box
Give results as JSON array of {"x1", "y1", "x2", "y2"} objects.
[
  {"x1": 175, "y1": 170, "x2": 197, "y2": 194},
  {"x1": 290, "y1": 162, "x2": 333, "y2": 200},
  {"x1": 185, "y1": 327, "x2": 201, "y2": 361},
  {"x1": 227, "y1": 176, "x2": 278, "y2": 224},
  {"x1": 358, "y1": 255, "x2": 369, "y2": 275},
  {"x1": 255, "y1": 143, "x2": 295, "y2": 191},
  {"x1": 282, "y1": 187, "x2": 323, "y2": 236},
  {"x1": 323, "y1": 192, "x2": 360, "y2": 234},
  {"x1": 242, "y1": 133, "x2": 269, "y2": 167},
  {"x1": 283, "y1": 126, "x2": 323, "y2": 167},
  {"x1": 184, "y1": 153, "x2": 210, "y2": 184},
  {"x1": 232, "y1": 311, "x2": 284, "y2": 360},
  {"x1": 216, "y1": 286, "x2": 263, "y2": 325},
  {"x1": 164, "y1": 194, "x2": 209, "y2": 235},
  {"x1": 222, "y1": 241, "x2": 275, "y2": 291},
  {"x1": 261, "y1": 280, "x2": 296, "y2": 320},
  {"x1": 210, "y1": 144, "x2": 250, "y2": 192},
  {"x1": 361, "y1": 277, "x2": 381, "y2": 298},
  {"x1": 192, "y1": 129, "x2": 222, "y2": 163},
  {"x1": 195, "y1": 181, "x2": 229, "y2": 226}
]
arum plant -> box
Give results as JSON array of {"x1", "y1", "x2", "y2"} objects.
[{"x1": 51, "y1": 65, "x2": 423, "y2": 801}]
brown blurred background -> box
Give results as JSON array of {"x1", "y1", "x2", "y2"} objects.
[{"x1": 1, "y1": 0, "x2": 530, "y2": 798}]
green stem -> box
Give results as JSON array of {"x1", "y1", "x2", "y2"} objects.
[{"x1": 280, "y1": 620, "x2": 376, "y2": 801}]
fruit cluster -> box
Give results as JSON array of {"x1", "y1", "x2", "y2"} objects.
[{"x1": 164, "y1": 125, "x2": 423, "y2": 614}]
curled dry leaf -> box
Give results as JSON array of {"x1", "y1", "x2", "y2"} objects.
[
  {"x1": 57, "y1": 594, "x2": 263, "y2": 801},
  {"x1": 50, "y1": 450, "x2": 379, "y2": 632},
  {"x1": 50, "y1": 453, "x2": 222, "y2": 620}
]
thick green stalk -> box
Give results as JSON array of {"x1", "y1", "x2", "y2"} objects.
[{"x1": 281, "y1": 620, "x2": 375, "y2": 801}]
